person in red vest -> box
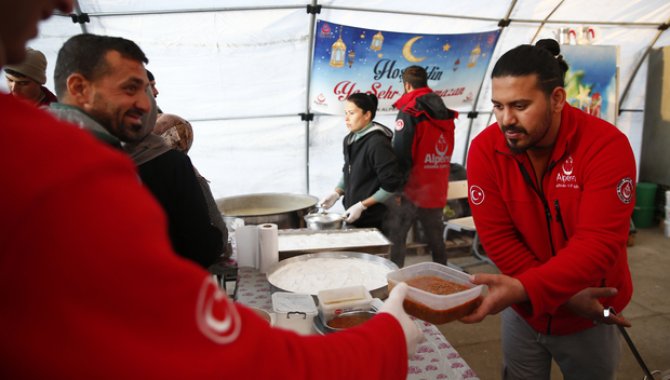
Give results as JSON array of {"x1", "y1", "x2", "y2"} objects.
[{"x1": 388, "y1": 65, "x2": 458, "y2": 268}]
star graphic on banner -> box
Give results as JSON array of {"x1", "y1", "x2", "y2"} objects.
[
  {"x1": 442, "y1": 43, "x2": 451, "y2": 52},
  {"x1": 575, "y1": 84, "x2": 591, "y2": 108}
]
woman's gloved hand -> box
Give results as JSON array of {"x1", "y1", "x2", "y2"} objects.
[
  {"x1": 378, "y1": 282, "x2": 423, "y2": 357},
  {"x1": 344, "y1": 201, "x2": 367, "y2": 223},
  {"x1": 319, "y1": 191, "x2": 341, "y2": 210}
]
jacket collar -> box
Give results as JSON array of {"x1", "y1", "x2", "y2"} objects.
[
  {"x1": 346, "y1": 121, "x2": 392, "y2": 145},
  {"x1": 48, "y1": 103, "x2": 123, "y2": 148},
  {"x1": 393, "y1": 87, "x2": 433, "y2": 110}
]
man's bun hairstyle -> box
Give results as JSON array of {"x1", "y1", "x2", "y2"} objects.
[{"x1": 492, "y1": 38, "x2": 569, "y2": 95}]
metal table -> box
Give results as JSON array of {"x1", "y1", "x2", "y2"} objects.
[{"x1": 235, "y1": 267, "x2": 479, "y2": 380}]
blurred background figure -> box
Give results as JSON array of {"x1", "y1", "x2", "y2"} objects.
[
  {"x1": 388, "y1": 65, "x2": 458, "y2": 268},
  {"x1": 4, "y1": 48, "x2": 57, "y2": 106},
  {"x1": 154, "y1": 112, "x2": 230, "y2": 259},
  {"x1": 146, "y1": 69, "x2": 163, "y2": 113}
]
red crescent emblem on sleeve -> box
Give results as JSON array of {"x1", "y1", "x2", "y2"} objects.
[
  {"x1": 395, "y1": 119, "x2": 404, "y2": 131},
  {"x1": 616, "y1": 177, "x2": 633, "y2": 204},
  {"x1": 196, "y1": 277, "x2": 241, "y2": 344},
  {"x1": 470, "y1": 185, "x2": 485, "y2": 205}
]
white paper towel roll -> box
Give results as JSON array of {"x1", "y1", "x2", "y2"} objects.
[
  {"x1": 258, "y1": 223, "x2": 278, "y2": 273},
  {"x1": 235, "y1": 225, "x2": 259, "y2": 268}
]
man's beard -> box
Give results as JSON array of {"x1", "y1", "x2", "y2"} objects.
[
  {"x1": 502, "y1": 107, "x2": 553, "y2": 154},
  {"x1": 502, "y1": 125, "x2": 529, "y2": 154}
]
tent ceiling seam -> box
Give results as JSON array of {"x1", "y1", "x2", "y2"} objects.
[
  {"x1": 530, "y1": 0, "x2": 566, "y2": 44},
  {"x1": 55, "y1": 5, "x2": 304, "y2": 17},
  {"x1": 53, "y1": 9, "x2": 664, "y2": 28}
]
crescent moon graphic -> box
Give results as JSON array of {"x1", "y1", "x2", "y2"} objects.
[
  {"x1": 402, "y1": 36, "x2": 426, "y2": 63},
  {"x1": 196, "y1": 277, "x2": 241, "y2": 344}
]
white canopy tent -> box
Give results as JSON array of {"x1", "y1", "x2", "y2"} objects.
[{"x1": 7, "y1": 0, "x2": 670, "y2": 208}]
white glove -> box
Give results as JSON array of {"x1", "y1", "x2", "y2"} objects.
[
  {"x1": 344, "y1": 201, "x2": 367, "y2": 223},
  {"x1": 378, "y1": 282, "x2": 423, "y2": 357},
  {"x1": 319, "y1": 191, "x2": 341, "y2": 210}
]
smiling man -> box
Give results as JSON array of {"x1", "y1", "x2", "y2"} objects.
[
  {"x1": 49, "y1": 34, "x2": 152, "y2": 147},
  {"x1": 462, "y1": 39, "x2": 635, "y2": 379},
  {"x1": 47, "y1": 33, "x2": 222, "y2": 269}
]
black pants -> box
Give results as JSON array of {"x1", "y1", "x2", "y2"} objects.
[{"x1": 388, "y1": 195, "x2": 446, "y2": 267}]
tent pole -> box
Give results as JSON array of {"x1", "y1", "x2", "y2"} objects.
[
  {"x1": 529, "y1": 0, "x2": 566, "y2": 44},
  {"x1": 619, "y1": 19, "x2": 670, "y2": 114},
  {"x1": 67, "y1": 5, "x2": 305, "y2": 17},
  {"x1": 304, "y1": 0, "x2": 319, "y2": 194},
  {"x1": 462, "y1": 0, "x2": 518, "y2": 165},
  {"x1": 73, "y1": 0, "x2": 88, "y2": 34}
]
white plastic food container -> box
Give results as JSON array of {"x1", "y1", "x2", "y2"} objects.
[
  {"x1": 272, "y1": 292, "x2": 318, "y2": 335},
  {"x1": 317, "y1": 285, "x2": 373, "y2": 322},
  {"x1": 387, "y1": 262, "x2": 483, "y2": 324}
]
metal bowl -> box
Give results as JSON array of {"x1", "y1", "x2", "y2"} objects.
[
  {"x1": 266, "y1": 251, "x2": 398, "y2": 299},
  {"x1": 324, "y1": 310, "x2": 377, "y2": 332},
  {"x1": 304, "y1": 212, "x2": 344, "y2": 230}
]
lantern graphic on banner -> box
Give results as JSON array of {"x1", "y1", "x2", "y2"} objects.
[
  {"x1": 370, "y1": 31, "x2": 384, "y2": 51},
  {"x1": 347, "y1": 50, "x2": 356, "y2": 68},
  {"x1": 467, "y1": 44, "x2": 481, "y2": 68},
  {"x1": 330, "y1": 30, "x2": 346, "y2": 68}
]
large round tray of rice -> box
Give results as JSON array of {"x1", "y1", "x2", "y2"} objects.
[{"x1": 266, "y1": 251, "x2": 398, "y2": 299}]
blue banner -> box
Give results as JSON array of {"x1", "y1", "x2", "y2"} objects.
[{"x1": 310, "y1": 20, "x2": 500, "y2": 114}]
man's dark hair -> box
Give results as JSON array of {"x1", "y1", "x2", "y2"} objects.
[
  {"x1": 402, "y1": 65, "x2": 428, "y2": 89},
  {"x1": 146, "y1": 69, "x2": 155, "y2": 82},
  {"x1": 54, "y1": 33, "x2": 148, "y2": 98},
  {"x1": 4, "y1": 69, "x2": 28, "y2": 79},
  {"x1": 491, "y1": 39, "x2": 569, "y2": 95},
  {"x1": 347, "y1": 92, "x2": 378, "y2": 119}
]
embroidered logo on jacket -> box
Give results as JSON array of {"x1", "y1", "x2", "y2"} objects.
[
  {"x1": 556, "y1": 155, "x2": 579, "y2": 189},
  {"x1": 395, "y1": 119, "x2": 404, "y2": 131},
  {"x1": 470, "y1": 185, "x2": 485, "y2": 205},
  {"x1": 424, "y1": 133, "x2": 450, "y2": 168},
  {"x1": 617, "y1": 177, "x2": 634, "y2": 204},
  {"x1": 196, "y1": 277, "x2": 241, "y2": 344}
]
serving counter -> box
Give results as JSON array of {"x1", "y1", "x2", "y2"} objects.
[{"x1": 235, "y1": 267, "x2": 478, "y2": 380}]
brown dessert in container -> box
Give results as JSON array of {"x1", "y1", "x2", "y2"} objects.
[{"x1": 387, "y1": 263, "x2": 484, "y2": 325}]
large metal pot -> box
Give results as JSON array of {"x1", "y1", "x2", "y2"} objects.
[{"x1": 216, "y1": 193, "x2": 318, "y2": 229}]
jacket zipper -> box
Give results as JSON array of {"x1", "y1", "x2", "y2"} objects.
[
  {"x1": 554, "y1": 200, "x2": 569, "y2": 241},
  {"x1": 516, "y1": 159, "x2": 556, "y2": 335}
]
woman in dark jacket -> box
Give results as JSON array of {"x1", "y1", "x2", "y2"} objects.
[{"x1": 319, "y1": 93, "x2": 403, "y2": 231}]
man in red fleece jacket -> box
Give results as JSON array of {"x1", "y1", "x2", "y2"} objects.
[
  {"x1": 0, "y1": 1, "x2": 420, "y2": 378},
  {"x1": 462, "y1": 39, "x2": 635, "y2": 379}
]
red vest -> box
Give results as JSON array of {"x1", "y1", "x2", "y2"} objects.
[{"x1": 394, "y1": 88, "x2": 457, "y2": 208}]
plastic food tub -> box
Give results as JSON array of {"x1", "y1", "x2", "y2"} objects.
[
  {"x1": 272, "y1": 292, "x2": 318, "y2": 335},
  {"x1": 387, "y1": 262, "x2": 484, "y2": 325},
  {"x1": 317, "y1": 285, "x2": 373, "y2": 321}
]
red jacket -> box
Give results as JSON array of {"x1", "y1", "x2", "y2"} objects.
[
  {"x1": 467, "y1": 104, "x2": 635, "y2": 335},
  {"x1": 393, "y1": 87, "x2": 457, "y2": 208},
  {"x1": 0, "y1": 94, "x2": 407, "y2": 379}
]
